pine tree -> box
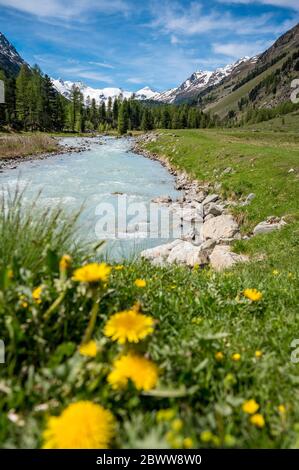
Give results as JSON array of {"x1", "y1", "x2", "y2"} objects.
[{"x1": 117, "y1": 100, "x2": 129, "y2": 134}]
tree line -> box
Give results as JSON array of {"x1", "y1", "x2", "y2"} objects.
[{"x1": 0, "y1": 64, "x2": 217, "y2": 133}]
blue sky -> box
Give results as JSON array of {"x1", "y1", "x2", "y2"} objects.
[{"x1": 0, "y1": 0, "x2": 298, "y2": 91}]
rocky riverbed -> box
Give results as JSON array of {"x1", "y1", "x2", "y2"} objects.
[{"x1": 133, "y1": 132, "x2": 287, "y2": 271}]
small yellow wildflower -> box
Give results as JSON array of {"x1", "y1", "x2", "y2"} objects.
[
  {"x1": 19, "y1": 295, "x2": 28, "y2": 309},
  {"x1": 255, "y1": 350, "x2": 263, "y2": 358},
  {"x1": 232, "y1": 353, "x2": 241, "y2": 362},
  {"x1": 288, "y1": 273, "x2": 293, "y2": 279},
  {"x1": 32, "y1": 286, "x2": 43, "y2": 304},
  {"x1": 42, "y1": 401, "x2": 115, "y2": 449},
  {"x1": 59, "y1": 254, "x2": 72, "y2": 272},
  {"x1": 212, "y1": 435, "x2": 221, "y2": 447},
  {"x1": 79, "y1": 340, "x2": 97, "y2": 357},
  {"x1": 243, "y1": 288, "x2": 263, "y2": 302},
  {"x1": 166, "y1": 432, "x2": 182, "y2": 449},
  {"x1": 8, "y1": 269, "x2": 13, "y2": 280},
  {"x1": 242, "y1": 399, "x2": 260, "y2": 415},
  {"x1": 171, "y1": 419, "x2": 183, "y2": 432},
  {"x1": 278, "y1": 404, "x2": 286, "y2": 415},
  {"x1": 114, "y1": 265, "x2": 124, "y2": 271},
  {"x1": 272, "y1": 269, "x2": 279, "y2": 276},
  {"x1": 134, "y1": 279, "x2": 146, "y2": 288},
  {"x1": 156, "y1": 409, "x2": 176, "y2": 422},
  {"x1": 215, "y1": 351, "x2": 224, "y2": 361},
  {"x1": 107, "y1": 353, "x2": 158, "y2": 391},
  {"x1": 250, "y1": 413, "x2": 265, "y2": 428},
  {"x1": 200, "y1": 430, "x2": 213, "y2": 443},
  {"x1": 72, "y1": 263, "x2": 111, "y2": 283},
  {"x1": 104, "y1": 309, "x2": 154, "y2": 344},
  {"x1": 183, "y1": 437, "x2": 193, "y2": 449},
  {"x1": 224, "y1": 434, "x2": 236, "y2": 446}
]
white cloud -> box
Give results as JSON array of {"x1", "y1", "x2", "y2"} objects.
[
  {"x1": 0, "y1": 0, "x2": 129, "y2": 19},
  {"x1": 127, "y1": 77, "x2": 143, "y2": 84},
  {"x1": 57, "y1": 65, "x2": 114, "y2": 83},
  {"x1": 149, "y1": 0, "x2": 298, "y2": 37},
  {"x1": 213, "y1": 40, "x2": 272, "y2": 58},
  {"x1": 218, "y1": 0, "x2": 299, "y2": 11},
  {"x1": 89, "y1": 61, "x2": 115, "y2": 69}
]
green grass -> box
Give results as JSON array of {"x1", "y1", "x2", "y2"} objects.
[
  {"x1": 0, "y1": 124, "x2": 299, "y2": 449},
  {"x1": 142, "y1": 126, "x2": 299, "y2": 233}
]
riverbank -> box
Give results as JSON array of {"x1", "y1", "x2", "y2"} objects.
[{"x1": 0, "y1": 133, "x2": 94, "y2": 170}]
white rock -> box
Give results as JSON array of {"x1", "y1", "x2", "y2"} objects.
[
  {"x1": 202, "y1": 215, "x2": 239, "y2": 241},
  {"x1": 253, "y1": 219, "x2": 287, "y2": 235},
  {"x1": 204, "y1": 202, "x2": 223, "y2": 217},
  {"x1": 210, "y1": 245, "x2": 249, "y2": 271},
  {"x1": 167, "y1": 241, "x2": 209, "y2": 267},
  {"x1": 141, "y1": 239, "x2": 183, "y2": 261},
  {"x1": 203, "y1": 194, "x2": 219, "y2": 206},
  {"x1": 204, "y1": 214, "x2": 215, "y2": 222}
]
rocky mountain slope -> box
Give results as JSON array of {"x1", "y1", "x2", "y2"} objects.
[
  {"x1": 154, "y1": 57, "x2": 258, "y2": 104},
  {"x1": 202, "y1": 23, "x2": 299, "y2": 118},
  {"x1": 0, "y1": 32, "x2": 27, "y2": 76}
]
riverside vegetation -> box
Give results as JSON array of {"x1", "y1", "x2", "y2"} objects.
[{"x1": 0, "y1": 112, "x2": 298, "y2": 448}]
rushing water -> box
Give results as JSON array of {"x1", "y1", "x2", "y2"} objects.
[{"x1": 0, "y1": 136, "x2": 180, "y2": 259}]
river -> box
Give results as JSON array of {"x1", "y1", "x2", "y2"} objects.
[{"x1": 0, "y1": 136, "x2": 180, "y2": 259}]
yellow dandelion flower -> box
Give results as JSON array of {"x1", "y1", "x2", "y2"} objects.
[
  {"x1": 183, "y1": 437, "x2": 194, "y2": 449},
  {"x1": 242, "y1": 399, "x2": 260, "y2": 415},
  {"x1": 104, "y1": 309, "x2": 154, "y2": 344},
  {"x1": 60, "y1": 254, "x2": 72, "y2": 272},
  {"x1": 243, "y1": 288, "x2": 263, "y2": 302},
  {"x1": 72, "y1": 263, "x2": 111, "y2": 283},
  {"x1": 79, "y1": 340, "x2": 97, "y2": 357},
  {"x1": 288, "y1": 273, "x2": 293, "y2": 279},
  {"x1": 278, "y1": 404, "x2": 286, "y2": 415},
  {"x1": 107, "y1": 353, "x2": 158, "y2": 391},
  {"x1": 156, "y1": 409, "x2": 176, "y2": 422},
  {"x1": 32, "y1": 286, "x2": 43, "y2": 304},
  {"x1": 42, "y1": 401, "x2": 115, "y2": 449},
  {"x1": 250, "y1": 413, "x2": 265, "y2": 428},
  {"x1": 134, "y1": 279, "x2": 146, "y2": 288},
  {"x1": 114, "y1": 265, "x2": 124, "y2": 271},
  {"x1": 200, "y1": 430, "x2": 213, "y2": 443},
  {"x1": 272, "y1": 269, "x2": 279, "y2": 276},
  {"x1": 171, "y1": 419, "x2": 183, "y2": 432},
  {"x1": 215, "y1": 351, "x2": 224, "y2": 361},
  {"x1": 232, "y1": 353, "x2": 241, "y2": 362},
  {"x1": 255, "y1": 350, "x2": 263, "y2": 358}
]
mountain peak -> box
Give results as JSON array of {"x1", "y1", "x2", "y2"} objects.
[{"x1": 0, "y1": 31, "x2": 27, "y2": 76}]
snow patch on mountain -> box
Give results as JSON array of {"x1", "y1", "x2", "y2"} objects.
[{"x1": 51, "y1": 78, "x2": 157, "y2": 104}]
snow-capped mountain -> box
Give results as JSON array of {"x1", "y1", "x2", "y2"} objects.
[
  {"x1": 0, "y1": 32, "x2": 28, "y2": 76},
  {"x1": 154, "y1": 57, "x2": 257, "y2": 103},
  {"x1": 51, "y1": 78, "x2": 158, "y2": 104}
]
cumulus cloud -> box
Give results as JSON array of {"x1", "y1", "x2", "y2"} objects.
[{"x1": 213, "y1": 40, "x2": 272, "y2": 59}]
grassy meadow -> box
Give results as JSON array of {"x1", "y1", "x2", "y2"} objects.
[{"x1": 0, "y1": 119, "x2": 299, "y2": 449}]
